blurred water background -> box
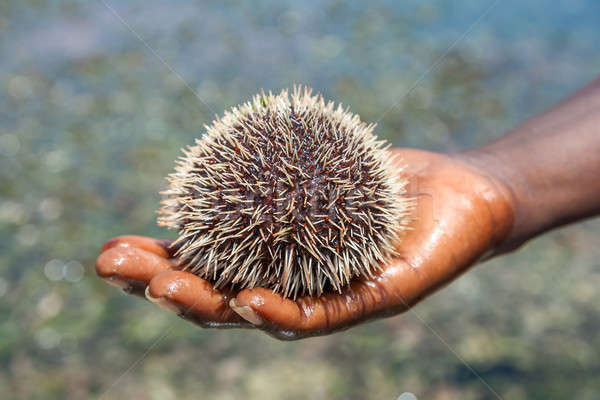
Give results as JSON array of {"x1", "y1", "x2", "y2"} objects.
[{"x1": 1, "y1": 1, "x2": 600, "y2": 399}]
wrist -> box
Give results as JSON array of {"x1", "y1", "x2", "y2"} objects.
[
  {"x1": 455, "y1": 77, "x2": 600, "y2": 256},
  {"x1": 453, "y1": 147, "x2": 523, "y2": 255}
]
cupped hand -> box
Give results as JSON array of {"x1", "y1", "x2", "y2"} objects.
[{"x1": 95, "y1": 149, "x2": 515, "y2": 340}]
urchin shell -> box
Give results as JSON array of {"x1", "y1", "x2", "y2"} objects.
[{"x1": 158, "y1": 86, "x2": 411, "y2": 299}]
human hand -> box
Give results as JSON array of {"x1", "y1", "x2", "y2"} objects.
[{"x1": 96, "y1": 148, "x2": 515, "y2": 340}]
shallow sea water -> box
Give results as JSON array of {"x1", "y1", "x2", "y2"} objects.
[{"x1": 1, "y1": 1, "x2": 600, "y2": 399}]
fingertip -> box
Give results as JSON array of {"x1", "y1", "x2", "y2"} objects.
[
  {"x1": 235, "y1": 287, "x2": 272, "y2": 309},
  {"x1": 95, "y1": 247, "x2": 122, "y2": 278},
  {"x1": 147, "y1": 270, "x2": 199, "y2": 301},
  {"x1": 234, "y1": 288, "x2": 304, "y2": 330},
  {"x1": 147, "y1": 271, "x2": 243, "y2": 324},
  {"x1": 229, "y1": 298, "x2": 264, "y2": 326},
  {"x1": 234, "y1": 286, "x2": 377, "y2": 335},
  {"x1": 146, "y1": 270, "x2": 211, "y2": 317},
  {"x1": 145, "y1": 286, "x2": 181, "y2": 314},
  {"x1": 96, "y1": 246, "x2": 173, "y2": 283}
]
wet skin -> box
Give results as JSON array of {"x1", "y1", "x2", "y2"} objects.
[
  {"x1": 96, "y1": 76, "x2": 600, "y2": 340},
  {"x1": 96, "y1": 149, "x2": 515, "y2": 340}
]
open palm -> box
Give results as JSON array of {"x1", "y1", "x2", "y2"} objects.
[{"x1": 96, "y1": 149, "x2": 514, "y2": 340}]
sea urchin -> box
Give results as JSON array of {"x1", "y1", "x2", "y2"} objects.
[{"x1": 158, "y1": 87, "x2": 411, "y2": 299}]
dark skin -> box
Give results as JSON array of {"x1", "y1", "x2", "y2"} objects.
[{"x1": 96, "y1": 76, "x2": 600, "y2": 340}]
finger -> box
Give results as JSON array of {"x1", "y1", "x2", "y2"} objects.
[
  {"x1": 101, "y1": 235, "x2": 172, "y2": 258},
  {"x1": 96, "y1": 246, "x2": 174, "y2": 296},
  {"x1": 231, "y1": 288, "x2": 366, "y2": 339},
  {"x1": 231, "y1": 285, "x2": 387, "y2": 340},
  {"x1": 231, "y1": 259, "x2": 427, "y2": 339},
  {"x1": 146, "y1": 271, "x2": 251, "y2": 328}
]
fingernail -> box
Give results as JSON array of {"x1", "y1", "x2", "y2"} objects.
[
  {"x1": 101, "y1": 238, "x2": 120, "y2": 252},
  {"x1": 102, "y1": 276, "x2": 129, "y2": 290},
  {"x1": 145, "y1": 286, "x2": 181, "y2": 314},
  {"x1": 229, "y1": 299, "x2": 264, "y2": 326}
]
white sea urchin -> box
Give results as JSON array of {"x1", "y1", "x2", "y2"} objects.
[{"x1": 158, "y1": 86, "x2": 411, "y2": 299}]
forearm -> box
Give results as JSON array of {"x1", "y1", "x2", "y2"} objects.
[{"x1": 461, "y1": 76, "x2": 600, "y2": 252}]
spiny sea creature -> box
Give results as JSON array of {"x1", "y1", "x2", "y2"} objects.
[{"x1": 158, "y1": 86, "x2": 412, "y2": 299}]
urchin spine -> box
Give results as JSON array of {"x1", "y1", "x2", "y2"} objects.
[{"x1": 159, "y1": 86, "x2": 411, "y2": 299}]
